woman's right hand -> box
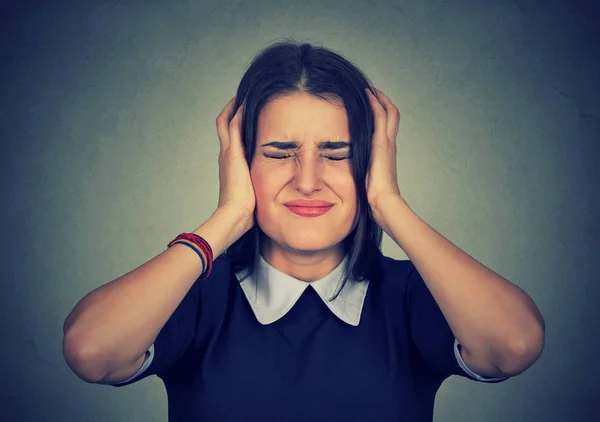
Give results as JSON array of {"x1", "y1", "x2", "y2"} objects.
[{"x1": 215, "y1": 96, "x2": 256, "y2": 234}]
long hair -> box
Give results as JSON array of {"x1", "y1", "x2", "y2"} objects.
[{"x1": 226, "y1": 38, "x2": 384, "y2": 301}]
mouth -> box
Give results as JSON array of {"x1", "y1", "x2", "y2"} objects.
[{"x1": 285, "y1": 205, "x2": 334, "y2": 217}]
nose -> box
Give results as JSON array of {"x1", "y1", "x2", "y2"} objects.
[{"x1": 291, "y1": 151, "x2": 325, "y2": 196}]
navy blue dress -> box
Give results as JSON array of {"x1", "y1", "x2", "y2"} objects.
[{"x1": 109, "y1": 252, "x2": 510, "y2": 421}]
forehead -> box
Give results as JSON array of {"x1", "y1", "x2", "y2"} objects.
[{"x1": 257, "y1": 92, "x2": 349, "y2": 142}]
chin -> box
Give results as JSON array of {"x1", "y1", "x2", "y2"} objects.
[{"x1": 281, "y1": 231, "x2": 343, "y2": 252}]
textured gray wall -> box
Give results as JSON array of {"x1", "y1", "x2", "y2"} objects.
[{"x1": 1, "y1": 0, "x2": 598, "y2": 421}]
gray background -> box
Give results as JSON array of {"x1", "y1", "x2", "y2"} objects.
[{"x1": 1, "y1": 0, "x2": 598, "y2": 421}]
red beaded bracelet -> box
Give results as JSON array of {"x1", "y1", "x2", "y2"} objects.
[{"x1": 167, "y1": 232, "x2": 213, "y2": 280}]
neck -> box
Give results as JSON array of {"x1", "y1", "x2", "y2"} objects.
[{"x1": 260, "y1": 237, "x2": 345, "y2": 283}]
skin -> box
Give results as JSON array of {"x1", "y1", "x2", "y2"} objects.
[{"x1": 249, "y1": 91, "x2": 359, "y2": 283}]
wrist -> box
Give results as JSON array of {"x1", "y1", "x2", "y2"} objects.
[
  {"x1": 191, "y1": 208, "x2": 251, "y2": 260},
  {"x1": 214, "y1": 206, "x2": 253, "y2": 235}
]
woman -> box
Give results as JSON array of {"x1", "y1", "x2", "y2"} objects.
[{"x1": 63, "y1": 40, "x2": 545, "y2": 421}]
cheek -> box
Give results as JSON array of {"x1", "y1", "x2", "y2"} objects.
[
  {"x1": 324, "y1": 166, "x2": 356, "y2": 197},
  {"x1": 250, "y1": 164, "x2": 284, "y2": 208}
]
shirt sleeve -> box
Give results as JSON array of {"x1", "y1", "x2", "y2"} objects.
[
  {"x1": 108, "y1": 343, "x2": 155, "y2": 386},
  {"x1": 107, "y1": 277, "x2": 201, "y2": 387},
  {"x1": 406, "y1": 260, "x2": 510, "y2": 383}
]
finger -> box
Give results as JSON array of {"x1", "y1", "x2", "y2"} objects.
[
  {"x1": 228, "y1": 100, "x2": 246, "y2": 158},
  {"x1": 216, "y1": 96, "x2": 236, "y2": 153},
  {"x1": 375, "y1": 88, "x2": 400, "y2": 141},
  {"x1": 366, "y1": 88, "x2": 388, "y2": 148},
  {"x1": 373, "y1": 88, "x2": 400, "y2": 144}
]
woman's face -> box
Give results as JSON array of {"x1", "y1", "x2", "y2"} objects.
[{"x1": 250, "y1": 91, "x2": 359, "y2": 255}]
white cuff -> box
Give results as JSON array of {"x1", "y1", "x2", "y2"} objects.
[
  {"x1": 111, "y1": 343, "x2": 155, "y2": 385},
  {"x1": 454, "y1": 338, "x2": 510, "y2": 382}
]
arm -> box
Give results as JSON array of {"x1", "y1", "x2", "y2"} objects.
[
  {"x1": 375, "y1": 195, "x2": 545, "y2": 377},
  {"x1": 62, "y1": 207, "x2": 249, "y2": 383}
]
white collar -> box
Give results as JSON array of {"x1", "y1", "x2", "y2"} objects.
[{"x1": 234, "y1": 254, "x2": 370, "y2": 326}]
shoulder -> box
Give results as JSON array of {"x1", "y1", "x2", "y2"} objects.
[
  {"x1": 377, "y1": 254, "x2": 415, "y2": 287},
  {"x1": 182, "y1": 252, "x2": 238, "y2": 326},
  {"x1": 194, "y1": 252, "x2": 235, "y2": 294}
]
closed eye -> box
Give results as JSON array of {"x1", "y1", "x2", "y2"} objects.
[{"x1": 263, "y1": 154, "x2": 351, "y2": 161}]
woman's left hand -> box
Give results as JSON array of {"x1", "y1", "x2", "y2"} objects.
[{"x1": 364, "y1": 87, "x2": 403, "y2": 213}]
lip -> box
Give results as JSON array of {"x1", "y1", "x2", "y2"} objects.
[
  {"x1": 286, "y1": 205, "x2": 333, "y2": 217},
  {"x1": 284, "y1": 200, "x2": 334, "y2": 207}
]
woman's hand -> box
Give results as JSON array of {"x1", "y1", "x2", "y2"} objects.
[
  {"x1": 364, "y1": 87, "x2": 403, "y2": 213},
  {"x1": 215, "y1": 95, "x2": 256, "y2": 234}
]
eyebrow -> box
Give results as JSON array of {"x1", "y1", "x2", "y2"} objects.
[{"x1": 261, "y1": 140, "x2": 352, "y2": 150}]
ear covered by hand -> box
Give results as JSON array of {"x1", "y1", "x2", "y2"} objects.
[
  {"x1": 364, "y1": 87, "x2": 402, "y2": 214},
  {"x1": 215, "y1": 96, "x2": 256, "y2": 234}
]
